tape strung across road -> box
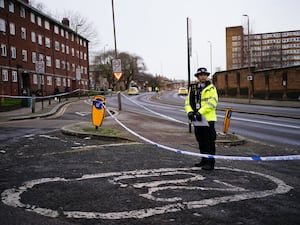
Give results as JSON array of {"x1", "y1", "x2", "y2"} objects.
[{"x1": 107, "y1": 93, "x2": 300, "y2": 161}]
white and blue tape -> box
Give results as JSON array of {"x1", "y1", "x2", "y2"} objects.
[{"x1": 106, "y1": 96, "x2": 300, "y2": 161}]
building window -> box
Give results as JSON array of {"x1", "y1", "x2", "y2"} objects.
[
  {"x1": 56, "y1": 77, "x2": 61, "y2": 86},
  {"x1": 9, "y1": 23, "x2": 15, "y2": 35},
  {"x1": 31, "y1": 32, "x2": 36, "y2": 42},
  {"x1": 44, "y1": 20, "x2": 50, "y2": 30},
  {"x1": 2, "y1": 69, "x2": 8, "y2": 81},
  {"x1": 30, "y1": 13, "x2": 35, "y2": 23},
  {"x1": 55, "y1": 59, "x2": 60, "y2": 68},
  {"x1": 8, "y1": 1, "x2": 14, "y2": 13},
  {"x1": 0, "y1": 0, "x2": 4, "y2": 8},
  {"x1": 55, "y1": 41, "x2": 60, "y2": 51},
  {"x1": 60, "y1": 28, "x2": 64, "y2": 37},
  {"x1": 71, "y1": 48, "x2": 74, "y2": 56},
  {"x1": 66, "y1": 45, "x2": 69, "y2": 54},
  {"x1": 12, "y1": 70, "x2": 17, "y2": 82},
  {"x1": 22, "y1": 49, "x2": 27, "y2": 61},
  {"x1": 65, "y1": 32, "x2": 69, "y2": 39},
  {"x1": 11, "y1": 46, "x2": 16, "y2": 58},
  {"x1": 0, "y1": 18, "x2": 5, "y2": 32},
  {"x1": 20, "y1": 7, "x2": 25, "y2": 18},
  {"x1": 54, "y1": 25, "x2": 59, "y2": 34},
  {"x1": 46, "y1": 56, "x2": 51, "y2": 67},
  {"x1": 47, "y1": 76, "x2": 52, "y2": 85},
  {"x1": 45, "y1": 37, "x2": 51, "y2": 48},
  {"x1": 61, "y1": 44, "x2": 65, "y2": 53},
  {"x1": 21, "y1": 27, "x2": 26, "y2": 39},
  {"x1": 32, "y1": 52, "x2": 36, "y2": 63},
  {"x1": 38, "y1": 35, "x2": 43, "y2": 45},
  {"x1": 37, "y1": 16, "x2": 42, "y2": 26},
  {"x1": 33, "y1": 74, "x2": 38, "y2": 84},
  {"x1": 1, "y1": 44, "x2": 7, "y2": 56}
]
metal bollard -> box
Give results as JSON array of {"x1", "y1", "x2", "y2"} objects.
[{"x1": 223, "y1": 107, "x2": 232, "y2": 133}]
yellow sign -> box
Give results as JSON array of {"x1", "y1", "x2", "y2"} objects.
[{"x1": 113, "y1": 72, "x2": 123, "y2": 81}]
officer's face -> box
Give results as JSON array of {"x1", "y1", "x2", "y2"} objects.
[{"x1": 196, "y1": 74, "x2": 208, "y2": 83}]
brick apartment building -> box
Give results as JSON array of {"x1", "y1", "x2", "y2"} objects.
[
  {"x1": 0, "y1": 0, "x2": 89, "y2": 97},
  {"x1": 213, "y1": 26, "x2": 300, "y2": 100},
  {"x1": 226, "y1": 26, "x2": 300, "y2": 70}
]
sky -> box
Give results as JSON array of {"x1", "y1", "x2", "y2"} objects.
[{"x1": 38, "y1": 0, "x2": 300, "y2": 81}]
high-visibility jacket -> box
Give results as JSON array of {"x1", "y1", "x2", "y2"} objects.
[{"x1": 185, "y1": 81, "x2": 218, "y2": 122}]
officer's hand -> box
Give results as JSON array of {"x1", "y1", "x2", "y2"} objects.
[
  {"x1": 188, "y1": 112, "x2": 195, "y2": 121},
  {"x1": 195, "y1": 112, "x2": 202, "y2": 121}
]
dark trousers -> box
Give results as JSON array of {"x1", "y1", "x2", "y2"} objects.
[{"x1": 194, "y1": 122, "x2": 216, "y2": 155}]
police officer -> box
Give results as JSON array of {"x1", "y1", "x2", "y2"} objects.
[{"x1": 185, "y1": 67, "x2": 218, "y2": 170}]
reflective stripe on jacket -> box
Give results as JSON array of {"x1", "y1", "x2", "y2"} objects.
[{"x1": 185, "y1": 82, "x2": 218, "y2": 122}]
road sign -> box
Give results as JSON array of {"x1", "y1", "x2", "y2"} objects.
[
  {"x1": 112, "y1": 59, "x2": 121, "y2": 72},
  {"x1": 113, "y1": 72, "x2": 123, "y2": 81}
]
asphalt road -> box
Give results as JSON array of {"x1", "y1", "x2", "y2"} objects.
[{"x1": 0, "y1": 96, "x2": 299, "y2": 225}]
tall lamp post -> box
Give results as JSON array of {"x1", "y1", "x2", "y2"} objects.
[
  {"x1": 208, "y1": 41, "x2": 213, "y2": 76},
  {"x1": 243, "y1": 14, "x2": 251, "y2": 103}
]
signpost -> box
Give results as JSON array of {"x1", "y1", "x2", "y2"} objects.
[{"x1": 112, "y1": 59, "x2": 123, "y2": 81}]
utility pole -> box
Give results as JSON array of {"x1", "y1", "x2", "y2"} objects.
[
  {"x1": 187, "y1": 17, "x2": 192, "y2": 133},
  {"x1": 243, "y1": 14, "x2": 251, "y2": 103},
  {"x1": 111, "y1": 0, "x2": 118, "y2": 58}
]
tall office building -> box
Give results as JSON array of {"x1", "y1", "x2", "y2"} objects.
[
  {"x1": 226, "y1": 26, "x2": 300, "y2": 70},
  {"x1": 0, "y1": 0, "x2": 89, "y2": 96}
]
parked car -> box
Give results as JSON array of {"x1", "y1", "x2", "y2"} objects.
[
  {"x1": 178, "y1": 87, "x2": 188, "y2": 95},
  {"x1": 128, "y1": 87, "x2": 139, "y2": 95}
]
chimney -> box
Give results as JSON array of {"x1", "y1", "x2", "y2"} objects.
[{"x1": 62, "y1": 18, "x2": 70, "y2": 27}]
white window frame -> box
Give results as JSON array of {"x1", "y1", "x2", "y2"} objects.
[
  {"x1": 45, "y1": 37, "x2": 51, "y2": 48},
  {"x1": 21, "y1": 27, "x2": 26, "y2": 39},
  {"x1": 8, "y1": 2, "x2": 14, "y2": 13},
  {"x1": 54, "y1": 25, "x2": 59, "y2": 34},
  {"x1": 2, "y1": 69, "x2": 8, "y2": 81},
  {"x1": 44, "y1": 20, "x2": 50, "y2": 30},
  {"x1": 33, "y1": 74, "x2": 38, "y2": 84},
  {"x1": 46, "y1": 56, "x2": 51, "y2": 67},
  {"x1": 31, "y1": 32, "x2": 36, "y2": 42},
  {"x1": 47, "y1": 76, "x2": 52, "y2": 85},
  {"x1": 56, "y1": 77, "x2": 61, "y2": 86},
  {"x1": 55, "y1": 41, "x2": 60, "y2": 51},
  {"x1": 12, "y1": 70, "x2": 17, "y2": 82},
  {"x1": 37, "y1": 16, "x2": 42, "y2": 26},
  {"x1": 22, "y1": 49, "x2": 27, "y2": 61},
  {"x1": 9, "y1": 22, "x2": 15, "y2": 35},
  {"x1": 11, "y1": 46, "x2": 16, "y2": 58},
  {"x1": 1, "y1": 44, "x2": 7, "y2": 56},
  {"x1": 32, "y1": 52, "x2": 36, "y2": 63},
  {"x1": 30, "y1": 13, "x2": 35, "y2": 23},
  {"x1": 0, "y1": 0, "x2": 4, "y2": 8},
  {"x1": 55, "y1": 59, "x2": 60, "y2": 69},
  {"x1": 20, "y1": 7, "x2": 25, "y2": 18},
  {"x1": 0, "y1": 18, "x2": 5, "y2": 32},
  {"x1": 38, "y1": 34, "x2": 43, "y2": 45}
]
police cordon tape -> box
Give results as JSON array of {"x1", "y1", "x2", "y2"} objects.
[
  {"x1": 104, "y1": 93, "x2": 300, "y2": 161},
  {"x1": 0, "y1": 89, "x2": 81, "y2": 100}
]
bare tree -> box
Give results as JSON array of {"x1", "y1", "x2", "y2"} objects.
[{"x1": 30, "y1": 2, "x2": 100, "y2": 50}]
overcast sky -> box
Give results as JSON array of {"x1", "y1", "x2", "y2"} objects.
[{"x1": 40, "y1": 0, "x2": 300, "y2": 81}]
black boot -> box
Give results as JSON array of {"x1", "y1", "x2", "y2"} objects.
[
  {"x1": 194, "y1": 158, "x2": 207, "y2": 167},
  {"x1": 202, "y1": 158, "x2": 215, "y2": 170}
]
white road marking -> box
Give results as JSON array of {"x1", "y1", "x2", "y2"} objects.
[
  {"x1": 75, "y1": 112, "x2": 91, "y2": 117},
  {"x1": 1, "y1": 167, "x2": 292, "y2": 220}
]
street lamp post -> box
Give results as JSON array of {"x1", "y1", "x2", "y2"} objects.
[
  {"x1": 243, "y1": 14, "x2": 251, "y2": 103},
  {"x1": 208, "y1": 41, "x2": 213, "y2": 76}
]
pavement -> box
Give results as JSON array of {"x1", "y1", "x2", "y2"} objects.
[
  {"x1": 0, "y1": 94, "x2": 299, "y2": 148},
  {"x1": 0, "y1": 95, "x2": 247, "y2": 150}
]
